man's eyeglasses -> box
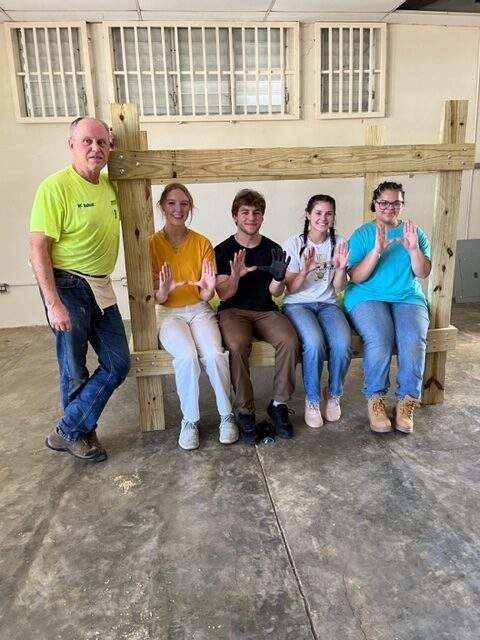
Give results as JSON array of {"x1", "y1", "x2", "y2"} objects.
[{"x1": 375, "y1": 200, "x2": 404, "y2": 210}]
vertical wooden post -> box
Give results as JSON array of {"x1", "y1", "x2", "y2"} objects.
[
  {"x1": 363, "y1": 125, "x2": 385, "y2": 222},
  {"x1": 111, "y1": 103, "x2": 165, "y2": 431},
  {"x1": 422, "y1": 100, "x2": 468, "y2": 405}
]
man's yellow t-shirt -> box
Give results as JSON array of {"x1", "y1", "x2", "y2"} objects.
[
  {"x1": 30, "y1": 166, "x2": 120, "y2": 276},
  {"x1": 150, "y1": 229, "x2": 215, "y2": 308}
]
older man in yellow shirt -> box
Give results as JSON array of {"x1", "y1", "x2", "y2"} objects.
[{"x1": 30, "y1": 117, "x2": 130, "y2": 463}]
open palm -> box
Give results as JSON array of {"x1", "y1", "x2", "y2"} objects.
[
  {"x1": 375, "y1": 222, "x2": 394, "y2": 254},
  {"x1": 189, "y1": 258, "x2": 216, "y2": 293},
  {"x1": 302, "y1": 246, "x2": 322, "y2": 274},
  {"x1": 401, "y1": 218, "x2": 418, "y2": 251},
  {"x1": 331, "y1": 240, "x2": 349, "y2": 269},
  {"x1": 156, "y1": 262, "x2": 186, "y2": 302}
]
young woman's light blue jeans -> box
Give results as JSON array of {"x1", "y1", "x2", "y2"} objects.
[
  {"x1": 283, "y1": 302, "x2": 352, "y2": 403},
  {"x1": 348, "y1": 300, "x2": 429, "y2": 400}
]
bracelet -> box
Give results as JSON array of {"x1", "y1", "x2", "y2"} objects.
[{"x1": 373, "y1": 250, "x2": 382, "y2": 259}]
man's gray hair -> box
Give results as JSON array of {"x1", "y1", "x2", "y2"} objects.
[{"x1": 69, "y1": 116, "x2": 110, "y2": 138}]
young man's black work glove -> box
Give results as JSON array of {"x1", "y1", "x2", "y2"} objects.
[{"x1": 258, "y1": 248, "x2": 291, "y2": 282}]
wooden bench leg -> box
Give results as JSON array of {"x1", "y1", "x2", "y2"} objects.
[
  {"x1": 137, "y1": 376, "x2": 165, "y2": 431},
  {"x1": 422, "y1": 351, "x2": 446, "y2": 405}
]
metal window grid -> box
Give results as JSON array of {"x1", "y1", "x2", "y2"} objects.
[
  {"x1": 105, "y1": 21, "x2": 300, "y2": 122},
  {"x1": 315, "y1": 23, "x2": 386, "y2": 119},
  {"x1": 4, "y1": 22, "x2": 95, "y2": 123}
]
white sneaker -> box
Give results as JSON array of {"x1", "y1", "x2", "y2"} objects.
[
  {"x1": 304, "y1": 400, "x2": 323, "y2": 428},
  {"x1": 323, "y1": 386, "x2": 342, "y2": 422},
  {"x1": 219, "y1": 413, "x2": 239, "y2": 444},
  {"x1": 178, "y1": 419, "x2": 199, "y2": 450}
]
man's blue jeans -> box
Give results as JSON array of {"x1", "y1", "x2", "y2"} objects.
[
  {"x1": 45, "y1": 271, "x2": 130, "y2": 442},
  {"x1": 283, "y1": 302, "x2": 352, "y2": 402},
  {"x1": 348, "y1": 300, "x2": 429, "y2": 400}
]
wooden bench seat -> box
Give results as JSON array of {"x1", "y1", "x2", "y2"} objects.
[{"x1": 129, "y1": 325, "x2": 457, "y2": 377}]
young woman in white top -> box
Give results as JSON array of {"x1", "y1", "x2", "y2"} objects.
[{"x1": 282, "y1": 194, "x2": 352, "y2": 428}]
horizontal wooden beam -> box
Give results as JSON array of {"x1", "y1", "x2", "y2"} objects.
[
  {"x1": 129, "y1": 325, "x2": 457, "y2": 378},
  {"x1": 109, "y1": 144, "x2": 473, "y2": 183}
]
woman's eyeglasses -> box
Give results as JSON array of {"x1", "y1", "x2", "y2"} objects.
[{"x1": 375, "y1": 200, "x2": 404, "y2": 210}]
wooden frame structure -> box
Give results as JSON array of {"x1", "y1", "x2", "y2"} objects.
[{"x1": 110, "y1": 99, "x2": 473, "y2": 432}]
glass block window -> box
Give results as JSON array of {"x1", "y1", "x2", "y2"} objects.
[
  {"x1": 315, "y1": 23, "x2": 386, "y2": 119},
  {"x1": 5, "y1": 23, "x2": 94, "y2": 122},
  {"x1": 107, "y1": 22, "x2": 299, "y2": 121}
]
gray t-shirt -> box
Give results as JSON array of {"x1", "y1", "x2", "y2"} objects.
[{"x1": 282, "y1": 233, "x2": 344, "y2": 305}]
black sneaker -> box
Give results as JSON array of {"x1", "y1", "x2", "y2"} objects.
[
  {"x1": 238, "y1": 413, "x2": 259, "y2": 446},
  {"x1": 267, "y1": 401, "x2": 294, "y2": 439}
]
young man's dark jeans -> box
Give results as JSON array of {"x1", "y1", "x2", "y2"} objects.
[{"x1": 44, "y1": 270, "x2": 130, "y2": 442}]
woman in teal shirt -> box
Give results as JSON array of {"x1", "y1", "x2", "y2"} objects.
[{"x1": 345, "y1": 181, "x2": 431, "y2": 434}]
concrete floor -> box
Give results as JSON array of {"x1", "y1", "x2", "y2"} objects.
[{"x1": 1, "y1": 303, "x2": 479, "y2": 640}]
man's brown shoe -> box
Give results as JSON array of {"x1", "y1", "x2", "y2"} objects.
[
  {"x1": 367, "y1": 396, "x2": 392, "y2": 433},
  {"x1": 45, "y1": 430, "x2": 105, "y2": 461},
  {"x1": 85, "y1": 430, "x2": 108, "y2": 460},
  {"x1": 395, "y1": 395, "x2": 417, "y2": 434}
]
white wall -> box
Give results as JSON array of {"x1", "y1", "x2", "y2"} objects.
[{"x1": 1, "y1": 20, "x2": 479, "y2": 328}]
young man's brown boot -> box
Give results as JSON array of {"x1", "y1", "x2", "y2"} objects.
[
  {"x1": 367, "y1": 396, "x2": 392, "y2": 433},
  {"x1": 395, "y1": 395, "x2": 417, "y2": 434}
]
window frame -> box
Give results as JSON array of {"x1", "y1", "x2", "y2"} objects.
[
  {"x1": 103, "y1": 20, "x2": 300, "y2": 122},
  {"x1": 314, "y1": 22, "x2": 387, "y2": 120},
  {"x1": 4, "y1": 21, "x2": 95, "y2": 123}
]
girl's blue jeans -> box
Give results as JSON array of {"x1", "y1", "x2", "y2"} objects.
[
  {"x1": 348, "y1": 300, "x2": 429, "y2": 400},
  {"x1": 283, "y1": 302, "x2": 352, "y2": 403}
]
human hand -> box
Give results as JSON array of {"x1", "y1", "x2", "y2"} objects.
[
  {"x1": 258, "y1": 248, "x2": 291, "y2": 282},
  {"x1": 229, "y1": 249, "x2": 257, "y2": 280},
  {"x1": 401, "y1": 218, "x2": 419, "y2": 252},
  {"x1": 47, "y1": 299, "x2": 71, "y2": 332},
  {"x1": 374, "y1": 222, "x2": 394, "y2": 255},
  {"x1": 188, "y1": 258, "x2": 216, "y2": 293},
  {"x1": 301, "y1": 246, "x2": 322, "y2": 274},
  {"x1": 156, "y1": 262, "x2": 186, "y2": 302},
  {"x1": 331, "y1": 240, "x2": 350, "y2": 270}
]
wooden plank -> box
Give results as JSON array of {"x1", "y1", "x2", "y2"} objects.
[
  {"x1": 423, "y1": 100, "x2": 468, "y2": 405},
  {"x1": 111, "y1": 104, "x2": 165, "y2": 431},
  {"x1": 363, "y1": 124, "x2": 385, "y2": 222},
  {"x1": 108, "y1": 142, "x2": 474, "y2": 183},
  {"x1": 129, "y1": 326, "x2": 457, "y2": 378}
]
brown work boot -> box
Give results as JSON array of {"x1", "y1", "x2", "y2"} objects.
[
  {"x1": 45, "y1": 429, "x2": 105, "y2": 461},
  {"x1": 395, "y1": 395, "x2": 417, "y2": 434},
  {"x1": 85, "y1": 430, "x2": 108, "y2": 461},
  {"x1": 367, "y1": 396, "x2": 392, "y2": 433}
]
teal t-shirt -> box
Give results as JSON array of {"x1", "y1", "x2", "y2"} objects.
[{"x1": 344, "y1": 221, "x2": 431, "y2": 313}]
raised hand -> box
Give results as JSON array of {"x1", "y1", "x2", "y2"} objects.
[
  {"x1": 155, "y1": 262, "x2": 186, "y2": 303},
  {"x1": 229, "y1": 249, "x2": 257, "y2": 280},
  {"x1": 188, "y1": 258, "x2": 216, "y2": 294},
  {"x1": 301, "y1": 246, "x2": 322, "y2": 274},
  {"x1": 401, "y1": 218, "x2": 419, "y2": 252},
  {"x1": 258, "y1": 248, "x2": 291, "y2": 282},
  {"x1": 331, "y1": 240, "x2": 349, "y2": 270},
  {"x1": 374, "y1": 221, "x2": 394, "y2": 255}
]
